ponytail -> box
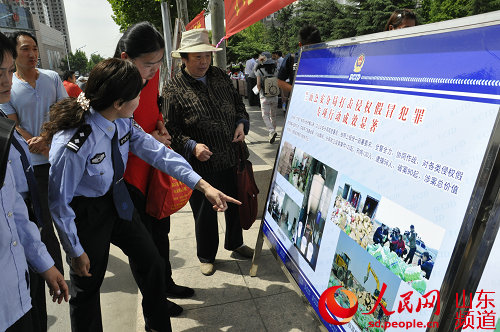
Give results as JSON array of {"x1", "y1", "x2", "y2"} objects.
[{"x1": 42, "y1": 98, "x2": 86, "y2": 142}]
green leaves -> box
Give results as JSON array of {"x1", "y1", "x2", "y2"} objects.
[
  {"x1": 106, "y1": 0, "x2": 209, "y2": 32},
  {"x1": 59, "y1": 51, "x2": 105, "y2": 75}
]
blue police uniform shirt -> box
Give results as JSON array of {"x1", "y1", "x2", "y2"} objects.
[
  {"x1": 0, "y1": 162, "x2": 54, "y2": 331},
  {"x1": 0, "y1": 69, "x2": 68, "y2": 166},
  {"x1": 8, "y1": 131, "x2": 31, "y2": 199},
  {"x1": 49, "y1": 108, "x2": 202, "y2": 258}
]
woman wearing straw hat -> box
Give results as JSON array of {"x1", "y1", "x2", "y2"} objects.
[{"x1": 164, "y1": 29, "x2": 254, "y2": 276}]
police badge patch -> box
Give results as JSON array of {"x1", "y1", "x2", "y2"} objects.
[
  {"x1": 132, "y1": 119, "x2": 144, "y2": 131},
  {"x1": 91, "y1": 152, "x2": 106, "y2": 164}
]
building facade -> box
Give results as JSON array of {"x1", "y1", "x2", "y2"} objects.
[
  {"x1": 0, "y1": 0, "x2": 66, "y2": 73},
  {"x1": 24, "y1": 0, "x2": 71, "y2": 53}
]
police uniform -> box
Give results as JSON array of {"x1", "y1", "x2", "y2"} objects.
[
  {"x1": 48, "y1": 108, "x2": 201, "y2": 332},
  {"x1": 1, "y1": 162, "x2": 53, "y2": 332},
  {"x1": 8, "y1": 130, "x2": 48, "y2": 332}
]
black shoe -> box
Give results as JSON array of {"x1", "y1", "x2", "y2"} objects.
[
  {"x1": 167, "y1": 299, "x2": 183, "y2": 317},
  {"x1": 269, "y1": 132, "x2": 278, "y2": 144},
  {"x1": 166, "y1": 284, "x2": 195, "y2": 298}
]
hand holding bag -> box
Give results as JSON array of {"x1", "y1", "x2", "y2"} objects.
[{"x1": 234, "y1": 141, "x2": 259, "y2": 230}]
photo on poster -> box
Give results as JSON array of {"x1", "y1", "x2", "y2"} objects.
[
  {"x1": 327, "y1": 231, "x2": 400, "y2": 331},
  {"x1": 276, "y1": 142, "x2": 313, "y2": 194},
  {"x1": 270, "y1": 141, "x2": 339, "y2": 270},
  {"x1": 331, "y1": 174, "x2": 382, "y2": 249},
  {"x1": 330, "y1": 173, "x2": 445, "y2": 295},
  {"x1": 367, "y1": 198, "x2": 445, "y2": 295},
  {"x1": 268, "y1": 183, "x2": 286, "y2": 224}
]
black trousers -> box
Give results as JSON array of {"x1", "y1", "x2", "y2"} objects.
[
  {"x1": 68, "y1": 193, "x2": 171, "y2": 332},
  {"x1": 189, "y1": 168, "x2": 243, "y2": 263},
  {"x1": 33, "y1": 163, "x2": 64, "y2": 275},
  {"x1": 28, "y1": 270, "x2": 46, "y2": 332},
  {"x1": 405, "y1": 247, "x2": 417, "y2": 264},
  {"x1": 24, "y1": 199, "x2": 47, "y2": 332},
  {"x1": 126, "y1": 183, "x2": 175, "y2": 288},
  {"x1": 245, "y1": 76, "x2": 260, "y2": 106},
  {"x1": 6, "y1": 310, "x2": 34, "y2": 332}
]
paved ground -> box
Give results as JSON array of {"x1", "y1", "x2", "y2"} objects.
[{"x1": 46, "y1": 100, "x2": 326, "y2": 332}]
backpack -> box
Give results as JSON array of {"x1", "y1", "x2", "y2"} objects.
[{"x1": 259, "y1": 69, "x2": 279, "y2": 97}]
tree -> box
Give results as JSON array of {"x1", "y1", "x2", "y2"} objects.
[
  {"x1": 59, "y1": 50, "x2": 88, "y2": 75},
  {"x1": 86, "y1": 53, "x2": 105, "y2": 73},
  {"x1": 107, "y1": 0, "x2": 162, "y2": 31},
  {"x1": 226, "y1": 22, "x2": 273, "y2": 64},
  {"x1": 107, "y1": 0, "x2": 209, "y2": 32}
]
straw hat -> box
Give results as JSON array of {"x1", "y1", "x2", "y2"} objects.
[{"x1": 171, "y1": 29, "x2": 222, "y2": 58}]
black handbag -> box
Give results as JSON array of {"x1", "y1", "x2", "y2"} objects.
[{"x1": 234, "y1": 141, "x2": 259, "y2": 230}]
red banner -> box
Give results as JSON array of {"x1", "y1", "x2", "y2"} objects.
[
  {"x1": 225, "y1": 0, "x2": 296, "y2": 38},
  {"x1": 186, "y1": 10, "x2": 206, "y2": 31}
]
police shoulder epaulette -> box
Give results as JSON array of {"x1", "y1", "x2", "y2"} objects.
[{"x1": 66, "y1": 124, "x2": 92, "y2": 153}]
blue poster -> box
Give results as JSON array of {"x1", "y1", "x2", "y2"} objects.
[{"x1": 263, "y1": 22, "x2": 500, "y2": 331}]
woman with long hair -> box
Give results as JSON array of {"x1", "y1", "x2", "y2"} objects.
[{"x1": 114, "y1": 22, "x2": 191, "y2": 316}]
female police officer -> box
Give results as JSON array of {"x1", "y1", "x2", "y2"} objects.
[{"x1": 43, "y1": 58, "x2": 239, "y2": 332}]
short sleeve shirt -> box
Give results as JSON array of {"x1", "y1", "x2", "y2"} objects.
[
  {"x1": 0, "y1": 69, "x2": 68, "y2": 165},
  {"x1": 277, "y1": 52, "x2": 298, "y2": 84}
]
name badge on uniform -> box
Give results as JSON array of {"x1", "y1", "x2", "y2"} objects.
[
  {"x1": 120, "y1": 131, "x2": 131, "y2": 146},
  {"x1": 91, "y1": 152, "x2": 106, "y2": 164}
]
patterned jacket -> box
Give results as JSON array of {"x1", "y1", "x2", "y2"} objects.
[{"x1": 163, "y1": 65, "x2": 249, "y2": 174}]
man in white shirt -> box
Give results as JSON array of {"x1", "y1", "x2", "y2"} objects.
[{"x1": 244, "y1": 53, "x2": 259, "y2": 106}]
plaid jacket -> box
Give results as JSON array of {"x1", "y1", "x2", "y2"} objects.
[{"x1": 163, "y1": 65, "x2": 249, "y2": 174}]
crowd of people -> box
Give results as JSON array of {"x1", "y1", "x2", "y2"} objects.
[
  {"x1": 0, "y1": 23, "x2": 253, "y2": 332},
  {"x1": 0, "y1": 7, "x2": 419, "y2": 332},
  {"x1": 228, "y1": 24, "x2": 322, "y2": 144}
]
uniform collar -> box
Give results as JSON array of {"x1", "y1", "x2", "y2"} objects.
[{"x1": 89, "y1": 108, "x2": 116, "y2": 139}]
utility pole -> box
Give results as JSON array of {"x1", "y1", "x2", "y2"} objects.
[
  {"x1": 210, "y1": 0, "x2": 226, "y2": 70},
  {"x1": 176, "y1": 0, "x2": 188, "y2": 25},
  {"x1": 161, "y1": 1, "x2": 173, "y2": 83}
]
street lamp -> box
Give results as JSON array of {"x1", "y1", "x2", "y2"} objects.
[
  {"x1": 65, "y1": 45, "x2": 71, "y2": 71},
  {"x1": 75, "y1": 45, "x2": 86, "y2": 53}
]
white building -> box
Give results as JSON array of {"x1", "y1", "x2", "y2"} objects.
[{"x1": 32, "y1": 14, "x2": 66, "y2": 72}]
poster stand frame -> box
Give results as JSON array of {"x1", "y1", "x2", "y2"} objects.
[{"x1": 250, "y1": 11, "x2": 500, "y2": 332}]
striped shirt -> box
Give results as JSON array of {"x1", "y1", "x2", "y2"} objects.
[{"x1": 164, "y1": 65, "x2": 249, "y2": 174}]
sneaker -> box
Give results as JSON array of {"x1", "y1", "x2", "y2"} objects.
[
  {"x1": 200, "y1": 262, "x2": 215, "y2": 276},
  {"x1": 233, "y1": 244, "x2": 254, "y2": 259},
  {"x1": 282, "y1": 103, "x2": 287, "y2": 111},
  {"x1": 269, "y1": 132, "x2": 278, "y2": 144},
  {"x1": 166, "y1": 284, "x2": 195, "y2": 298}
]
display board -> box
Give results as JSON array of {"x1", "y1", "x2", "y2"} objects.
[
  {"x1": 462, "y1": 232, "x2": 500, "y2": 331},
  {"x1": 259, "y1": 14, "x2": 500, "y2": 332}
]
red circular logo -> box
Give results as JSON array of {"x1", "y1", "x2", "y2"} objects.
[{"x1": 318, "y1": 286, "x2": 358, "y2": 325}]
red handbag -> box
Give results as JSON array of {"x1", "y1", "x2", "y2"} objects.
[
  {"x1": 234, "y1": 141, "x2": 259, "y2": 230},
  {"x1": 145, "y1": 167, "x2": 193, "y2": 220}
]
